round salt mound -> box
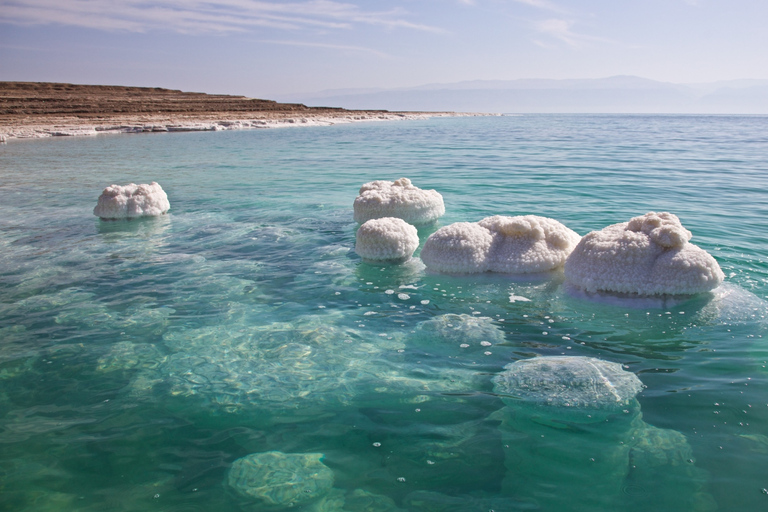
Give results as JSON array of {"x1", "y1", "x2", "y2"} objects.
[
  {"x1": 564, "y1": 211, "x2": 724, "y2": 296},
  {"x1": 227, "y1": 451, "x2": 334, "y2": 507},
  {"x1": 420, "y1": 215, "x2": 580, "y2": 274},
  {"x1": 93, "y1": 182, "x2": 170, "y2": 220},
  {"x1": 493, "y1": 356, "x2": 643, "y2": 411},
  {"x1": 353, "y1": 177, "x2": 445, "y2": 226},
  {"x1": 355, "y1": 217, "x2": 419, "y2": 263}
]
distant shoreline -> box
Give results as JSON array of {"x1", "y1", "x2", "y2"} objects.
[{"x1": 0, "y1": 82, "x2": 488, "y2": 141}]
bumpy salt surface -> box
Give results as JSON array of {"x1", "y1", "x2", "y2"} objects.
[
  {"x1": 415, "y1": 313, "x2": 505, "y2": 346},
  {"x1": 227, "y1": 451, "x2": 334, "y2": 507},
  {"x1": 355, "y1": 217, "x2": 419, "y2": 263},
  {"x1": 93, "y1": 182, "x2": 170, "y2": 220},
  {"x1": 353, "y1": 178, "x2": 445, "y2": 225},
  {"x1": 493, "y1": 355, "x2": 643, "y2": 411},
  {"x1": 564, "y1": 212, "x2": 724, "y2": 296},
  {"x1": 421, "y1": 215, "x2": 580, "y2": 274}
]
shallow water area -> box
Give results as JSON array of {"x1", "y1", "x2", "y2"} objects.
[{"x1": 1, "y1": 115, "x2": 768, "y2": 511}]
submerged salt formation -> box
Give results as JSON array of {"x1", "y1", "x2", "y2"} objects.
[
  {"x1": 227, "y1": 451, "x2": 334, "y2": 507},
  {"x1": 492, "y1": 355, "x2": 714, "y2": 511},
  {"x1": 564, "y1": 212, "x2": 724, "y2": 296},
  {"x1": 353, "y1": 177, "x2": 445, "y2": 225},
  {"x1": 93, "y1": 182, "x2": 170, "y2": 220},
  {"x1": 355, "y1": 217, "x2": 419, "y2": 263},
  {"x1": 493, "y1": 356, "x2": 643, "y2": 420},
  {"x1": 420, "y1": 215, "x2": 581, "y2": 274},
  {"x1": 414, "y1": 313, "x2": 505, "y2": 348}
]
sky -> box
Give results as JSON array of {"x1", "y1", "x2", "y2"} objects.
[{"x1": 1, "y1": 0, "x2": 767, "y2": 99}]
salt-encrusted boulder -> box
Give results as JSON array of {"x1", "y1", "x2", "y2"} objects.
[
  {"x1": 564, "y1": 212, "x2": 724, "y2": 296},
  {"x1": 419, "y1": 222, "x2": 493, "y2": 273},
  {"x1": 227, "y1": 451, "x2": 334, "y2": 507},
  {"x1": 353, "y1": 178, "x2": 445, "y2": 225},
  {"x1": 355, "y1": 217, "x2": 419, "y2": 263},
  {"x1": 420, "y1": 215, "x2": 580, "y2": 274},
  {"x1": 493, "y1": 356, "x2": 643, "y2": 417},
  {"x1": 492, "y1": 356, "x2": 712, "y2": 511},
  {"x1": 479, "y1": 215, "x2": 582, "y2": 273},
  {"x1": 93, "y1": 182, "x2": 170, "y2": 220}
]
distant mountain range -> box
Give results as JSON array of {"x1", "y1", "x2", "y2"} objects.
[{"x1": 274, "y1": 76, "x2": 768, "y2": 114}]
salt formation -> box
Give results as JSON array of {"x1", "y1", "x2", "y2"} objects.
[
  {"x1": 415, "y1": 313, "x2": 505, "y2": 346},
  {"x1": 227, "y1": 451, "x2": 334, "y2": 507},
  {"x1": 564, "y1": 212, "x2": 724, "y2": 296},
  {"x1": 353, "y1": 177, "x2": 445, "y2": 225},
  {"x1": 420, "y1": 215, "x2": 580, "y2": 274},
  {"x1": 492, "y1": 355, "x2": 713, "y2": 511},
  {"x1": 355, "y1": 217, "x2": 419, "y2": 263},
  {"x1": 93, "y1": 182, "x2": 170, "y2": 220},
  {"x1": 493, "y1": 356, "x2": 643, "y2": 418}
]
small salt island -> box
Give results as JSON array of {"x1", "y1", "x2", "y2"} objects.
[
  {"x1": 421, "y1": 214, "x2": 581, "y2": 274},
  {"x1": 564, "y1": 211, "x2": 724, "y2": 296},
  {"x1": 353, "y1": 177, "x2": 445, "y2": 226},
  {"x1": 93, "y1": 182, "x2": 170, "y2": 220},
  {"x1": 355, "y1": 217, "x2": 419, "y2": 264}
]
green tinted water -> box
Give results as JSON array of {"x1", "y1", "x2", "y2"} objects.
[{"x1": 0, "y1": 115, "x2": 767, "y2": 511}]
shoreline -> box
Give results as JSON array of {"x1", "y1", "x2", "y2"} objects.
[
  {"x1": 0, "y1": 111, "x2": 483, "y2": 141},
  {"x1": 0, "y1": 82, "x2": 492, "y2": 141}
]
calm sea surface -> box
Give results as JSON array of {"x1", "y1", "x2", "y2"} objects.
[{"x1": 1, "y1": 115, "x2": 767, "y2": 511}]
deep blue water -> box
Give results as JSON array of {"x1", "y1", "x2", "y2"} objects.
[{"x1": 1, "y1": 115, "x2": 767, "y2": 511}]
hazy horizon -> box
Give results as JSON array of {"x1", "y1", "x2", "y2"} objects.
[{"x1": 2, "y1": 0, "x2": 767, "y2": 109}]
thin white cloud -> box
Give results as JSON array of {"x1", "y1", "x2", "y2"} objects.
[
  {"x1": 0, "y1": 0, "x2": 442, "y2": 34},
  {"x1": 535, "y1": 18, "x2": 611, "y2": 47}
]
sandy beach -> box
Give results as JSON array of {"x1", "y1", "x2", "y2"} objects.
[{"x1": 0, "y1": 82, "x2": 475, "y2": 141}]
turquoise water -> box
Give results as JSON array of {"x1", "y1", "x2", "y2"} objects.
[{"x1": 1, "y1": 115, "x2": 767, "y2": 511}]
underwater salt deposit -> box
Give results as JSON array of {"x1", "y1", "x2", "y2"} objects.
[{"x1": 1, "y1": 115, "x2": 767, "y2": 512}]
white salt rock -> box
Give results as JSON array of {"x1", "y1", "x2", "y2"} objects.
[
  {"x1": 93, "y1": 182, "x2": 170, "y2": 220},
  {"x1": 564, "y1": 212, "x2": 724, "y2": 296},
  {"x1": 421, "y1": 215, "x2": 580, "y2": 274},
  {"x1": 353, "y1": 178, "x2": 445, "y2": 225},
  {"x1": 355, "y1": 217, "x2": 419, "y2": 263}
]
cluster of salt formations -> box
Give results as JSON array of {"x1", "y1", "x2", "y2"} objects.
[
  {"x1": 351, "y1": 179, "x2": 724, "y2": 299},
  {"x1": 93, "y1": 182, "x2": 170, "y2": 220},
  {"x1": 564, "y1": 211, "x2": 724, "y2": 296},
  {"x1": 355, "y1": 217, "x2": 419, "y2": 263},
  {"x1": 421, "y1": 215, "x2": 581, "y2": 274},
  {"x1": 353, "y1": 178, "x2": 445, "y2": 226}
]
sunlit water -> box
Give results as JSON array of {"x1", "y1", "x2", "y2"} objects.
[{"x1": 1, "y1": 115, "x2": 767, "y2": 511}]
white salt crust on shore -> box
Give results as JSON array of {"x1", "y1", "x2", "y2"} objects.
[
  {"x1": 353, "y1": 178, "x2": 446, "y2": 226},
  {"x1": 93, "y1": 182, "x2": 170, "y2": 220},
  {"x1": 421, "y1": 215, "x2": 581, "y2": 274},
  {"x1": 0, "y1": 113, "x2": 491, "y2": 140},
  {"x1": 564, "y1": 211, "x2": 724, "y2": 296},
  {"x1": 355, "y1": 217, "x2": 419, "y2": 263}
]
